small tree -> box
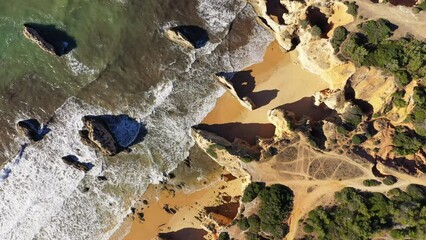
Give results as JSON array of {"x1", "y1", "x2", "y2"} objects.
[{"x1": 311, "y1": 25, "x2": 322, "y2": 38}]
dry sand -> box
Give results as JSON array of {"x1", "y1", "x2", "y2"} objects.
[
  {"x1": 117, "y1": 173, "x2": 242, "y2": 240},
  {"x1": 202, "y1": 41, "x2": 328, "y2": 135}
]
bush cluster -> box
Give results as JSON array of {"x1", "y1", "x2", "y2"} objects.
[
  {"x1": 341, "y1": 19, "x2": 426, "y2": 86},
  {"x1": 240, "y1": 183, "x2": 294, "y2": 239},
  {"x1": 392, "y1": 90, "x2": 407, "y2": 108},
  {"x1": 242, "y1": 182, "x2": 265, "y2": 203},
  {"x1": 408, "y1": 86, "x2": 426, "y2": 136},
  {"x1": 392, "y1": 129, "x2": 423, "y2": 156},
  {"x1": 344, "y1": 1, "x2": 358, "y2": 16},
  {"x1": 218, "y1": 232, "x2": 230, "y2": 240},
  {"x1": 362, "y1": 179, "x2": 382, "y2": 187},
  {"x1": 330, "y1": 26, "x2": 348, "y2": 52},
  {"x1": 303, "y1": 185, "x2": 426, "y2": 239}
]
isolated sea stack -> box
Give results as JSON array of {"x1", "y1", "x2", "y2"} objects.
[
  {"x1": 16, "y1": 119, "x2": 45, "y2": 141},
  {"x1": 165, "y1": 25, "x2": 209, "y2": 49},
  {"x1": 23, "y1": 25, "x2": 56, "y2": 55},
  {"x1": 79, "y1": 115, "x2": 141, "y2": 156}
]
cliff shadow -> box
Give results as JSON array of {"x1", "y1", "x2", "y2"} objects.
[
  {"x1": 266, "y1": 0, "x2": 288, "y2": 25},
  {"x1": 158, "y1": 228, "x2": 208, "y2": 240},
  {"x1": 226, "y1": 70, "x2": 279, "y2": 109},
  {"x1": 305, "y1": 6, "x2": 333, "y2": 38},
  {"x1": 344, "y1": 81, "x2": 374, "y2": 118},
  {"x1": 276, "y1": 97, "x2": 334, "y2": 121},
  {"x1": 196, "y1": 122, "x2": 275, "y2": 145},
  {"x1": 23, "y1": 23, "x2": 77, "y2": 56}
]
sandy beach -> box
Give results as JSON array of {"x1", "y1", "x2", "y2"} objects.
[
  {"x1": 201, "y1": 41, "x2": 328, "y2": 143},
  {"x1": 116, "y1": 40, "x2": 329, "y2": 240}
]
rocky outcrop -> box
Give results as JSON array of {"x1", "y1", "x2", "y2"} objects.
[
  {"x1": 165, "y1": 25, "x2": 209, "y2": 49},
  {"x1": 191, "y1": 128, "x2": 252, "y2": 183},
  {"x1": 62, "y1": 155, "x2": 91, "y2": 172},
  {"x1": 350, "y1": 67, "x2": 397, "y2": 113},
  {"x1": 16, "y1": 119, "x2": 46, "y2": 141},
  {"x1": 80, "y1": 116, "x2": 119, "y2": 156},
  {"x1": 313, "y1": 88, "x2": 345, "y2": 112},
  {"x1": 23, "y1": 26, "x2": 56, "y2": 55},
  {"x1": 267, "y1": 108, "x2": 299, "y2": 139},
  {"x1": 214, "y1": 73, "x2": 256, "y2": 110},
  {"x1": 79, "y1": 115, "x2": 141, "y2": 156}
]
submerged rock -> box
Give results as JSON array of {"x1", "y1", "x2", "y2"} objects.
[
  {"x1": 62, "y1": 155, "x2": 90, "y2": 172},
  {"x1": 16, "y1": 119, "x2": 46, "y2": 141},
  {"x1": 165, "y1": 25, "x2": 209, "y2": 49},
  {"x1": 23, "y1": 26, "x2": 56, "y2": 55}
]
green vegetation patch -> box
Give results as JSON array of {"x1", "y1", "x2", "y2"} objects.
[
  {"x1": 392, "y1": 129, "x2": 423, "y2": 156},
  {"x1": 408, "y1": 86, "x2": 426, "y2": 137},
  {"x1": 362, "y1": 179, "x2": 382, "y2": 187},
  {"x1": 242, "y1": 182, "x2": 265, "y2": 203},
  {"x1": 240, "y1": 184, "x2": 294, "y2": 239},
  {"x1": 383, "y1": 175, "x2": 398, "y2": 185},
  {"x1": 392, "y1": 90, "x2": 407, "y2": 108},
  {"x1": 218, "y1": 232, "x2": 230, "y2": 240},
  {"x1": 331, "y1": 26, "x2": 348, "y2": 52},
  {"x1": 340, "y1": 19, "x2": 426, "y2": 86},
  {"x1": 303, "y1": 186, "x2": 426, "y2": 239},
  {"x1": 344, "y1": 1, "x2": 359, "y2": 16}
]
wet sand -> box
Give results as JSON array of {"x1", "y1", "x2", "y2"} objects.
[{"x1": 202, "y1": 40, "x2": 328, "y2": 126}]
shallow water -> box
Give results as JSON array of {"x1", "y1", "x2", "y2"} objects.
[{"x1": 0, "y1": 0, "x2": 273, "y2": 239}]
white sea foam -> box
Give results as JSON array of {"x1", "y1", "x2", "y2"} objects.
[
  {"x1": 0, "y1": 1, "x2": 274, "y2": 239},
  {"x1": 65, "y1": 52, "x2": 97, "y2": 76}
]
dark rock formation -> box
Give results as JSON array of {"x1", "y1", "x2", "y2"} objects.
[
  {"x1": 79, "y1": 114, "x2": 144, "y2": 156},
  {"x1": 23, "y1": 23, "x2": 76, "y2": 56},
  {"x1": 16, "y1": 119, "x2": 48, "y2": 141},
  {"x1": 23, "y1": 26, "x2": 56, "y2": 55},
  {"x1": 62, "y1": 155, "x2": 91, "y2": 172},
  {"x1": 165, "y1": 25, "x2": 209, "y2": 49}
]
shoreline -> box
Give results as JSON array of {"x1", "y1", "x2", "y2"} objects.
[{"x1": 117, "y1": 40, "x2": 330, "y2": 239}]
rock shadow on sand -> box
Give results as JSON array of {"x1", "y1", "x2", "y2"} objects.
[
  {"x1": 277, "y1": 97, "x2": 334, "y2": 121},
  {"x1": 158, "y1": 228, "x2": 208, "y2": 240},
  {"x1": 227, "y1": 70, "x2": 279, "y2": 109},
  {"x1": 196, "y1": 123, "x2": 275, "y2": 145}
]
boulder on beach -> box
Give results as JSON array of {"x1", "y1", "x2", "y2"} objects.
[{"x1": 165, "y1": 25, "x2": 209, "y2": 49}]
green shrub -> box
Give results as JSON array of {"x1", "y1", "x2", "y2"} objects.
[
  {"x1": 395, "y1": 71, "x2": 411, "y2": 86},
  {"x1": 383, "y1": 176, "x2": 398, "y2": 185},
  {"x1": 352, "y1": 135, "x2": 365, "y2": 145},
  {"x1": 311, "y1": 25, "x2": 322, "y2": 38},
  {"x1": 238, "y1": 217, "x2": 250, "y2": 231},
  {"x1": 393, "y1": 131, "x2": 423, "y2": 155},
  {"x1": 358, "y1": 18, "x2": 393, "y2": 44},
  {"x1": 342, "y1": 34, "x2": 369, "y2": 65},
  {"x1": 247, "y1": 214, "x2": 261, "y2": 233},
  {"x1": 244, "y1": 232, "x2": 261, "y2": 240},
  {"x1": 305, "y1": 186, "x2": 426, "y2": 239},
  {"x1": 239, "y1": 156, "x2": 254, "y2": 163},
  {"x1": 413, "y1": 86, "x2": 426, "y2": 106},
  {"x1": 336, "y1": 125, "x2": 349, "y2": 135},
  {"x1": 304, "y1": 224, "x2": 314, "y2": 233},
  {"x1": 344, "y1": 1, "x2": 359, "y2": 16},
  {"x1": 258, "y1": 184, "x2": 294, "y2": 239},
  {"x1": 242, "y1": 182, "x2": 265, "y2": 203},
  {"x1": 331, "y1": 26, "x2": 349, "y2": 52},
  {"x1": 300, "y1": 19, "x2": 309, "y2": 29},
  {"x1": 218, "y1": 232, "x2": 230, "y2": 240},
  {"x1": 363, "y1": 179, "x2": 382, "y2": 187},
  {"x1": 392, "y1": 90, "x2": 408, "y2": 108}
]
